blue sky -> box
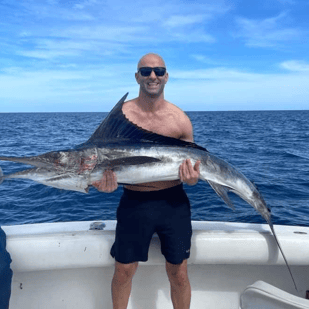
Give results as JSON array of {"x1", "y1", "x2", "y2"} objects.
[{"x1": 0, "y1": 0, "x2": 308, "y2": 112}]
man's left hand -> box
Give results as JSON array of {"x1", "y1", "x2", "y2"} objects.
[{"x1": 179, "y1": 159, "x2": 200, "y2": 186}]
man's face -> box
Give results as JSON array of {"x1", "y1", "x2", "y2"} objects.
[{"x1": 135, "y1": 55, "x2": 169, "y2": 97}]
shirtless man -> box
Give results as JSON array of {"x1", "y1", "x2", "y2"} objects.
[{"x1": 93, "y1": 53, "x2": 200, "y2": 309}]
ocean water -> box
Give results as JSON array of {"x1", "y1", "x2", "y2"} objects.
[{"x1": 0, "y1": 110, "x2": 308, "y2": 227}]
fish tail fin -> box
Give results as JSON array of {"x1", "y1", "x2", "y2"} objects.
[
  {"x1": 269, "y1": 223, "x2": 299, "y2": 293},
  {"x1": 0, "y1": 167, "x2": 4, "y2": 185}
]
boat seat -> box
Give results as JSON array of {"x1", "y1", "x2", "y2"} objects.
[{"x1": 240, "y1": 281, "x2": 309, "y2": 309}]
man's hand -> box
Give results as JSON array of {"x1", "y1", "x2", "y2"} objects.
[
  {"x1": 92, "y1": 170, "x2": 118, "y2": 193},
  {"x1": 179, "y1": 159, "x2": 200, "y2": 186}
]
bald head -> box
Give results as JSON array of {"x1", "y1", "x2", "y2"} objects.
[{"x1": 137, "y1": 53, "x2": 166, "y2": 70}]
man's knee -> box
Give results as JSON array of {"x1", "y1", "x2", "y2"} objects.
[
  {"x1": 113, "y1": 261, "x2": 138, "y2": 284},
  {"x1": 166, "y1": 259, "x2": 189, "y2": 287}
]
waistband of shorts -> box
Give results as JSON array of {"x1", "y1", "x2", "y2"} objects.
[{"x1": 123, "y1": 184, "x2": 185, "y2": 200}]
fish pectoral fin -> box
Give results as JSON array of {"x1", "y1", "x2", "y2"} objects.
[
  {"x1": 207, "y1": 180, "x2": 235, "y2": 210},
  {"x1": 98, "y1": 156, "x2": 161, "y2": 169}
]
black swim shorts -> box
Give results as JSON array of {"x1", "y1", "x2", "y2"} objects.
[{"x1": 110, "y1": 184, "x2": 192, "y2": 265}]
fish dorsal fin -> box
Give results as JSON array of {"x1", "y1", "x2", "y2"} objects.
[
  {"x1": 87, "y1": 92, "x2": 129, "y2": 142},
  {"x1": 77, "y1": 93, "x2": 207, "y2": 152}
]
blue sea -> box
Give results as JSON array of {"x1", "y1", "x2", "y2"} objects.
[{"x1": 0, "y1": 110, "x2": 309, "y2": 227}]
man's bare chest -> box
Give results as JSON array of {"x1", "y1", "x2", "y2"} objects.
[{"x1": 122, "y1": 107, "x2": 182, "y2": 139}]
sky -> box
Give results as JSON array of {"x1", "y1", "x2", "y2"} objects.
[{"x1": 0, "y1": 0, "x2": 308, "y2": 112}]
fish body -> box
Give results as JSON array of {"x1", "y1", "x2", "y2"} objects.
[
  {"x1": 0, "y1": 142, "x2": 265, "y2": 208},
  {"x1": 0, "y1": 93, "x2": 297, "y2": 291}
]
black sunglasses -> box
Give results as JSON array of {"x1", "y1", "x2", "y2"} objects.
[{"x1": 138, "y1": 67, "x2": 166, "y2": 77}]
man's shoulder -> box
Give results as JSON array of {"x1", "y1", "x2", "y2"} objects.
[
  {"x1": 123, "y1": 98, "x2": 138, "y2": 109},
  {"x1": 164, "y1": 101, "x2": 193, "y2": 142},
  {"x1": 165, "y1": 101, "x2": 191, "y2": 125}
]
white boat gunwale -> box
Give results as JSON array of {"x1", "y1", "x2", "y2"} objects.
[{"x1": 3, "y1": 220, "x2": 309, "y2": 309}]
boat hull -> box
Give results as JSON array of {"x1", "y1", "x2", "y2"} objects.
[{"x1": 3, "y1": 221, "x2": 309, "y2": 309}]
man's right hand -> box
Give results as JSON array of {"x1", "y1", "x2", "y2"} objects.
[{"x1": 92, "y1": 170, "x2": 118, "y2": 193}]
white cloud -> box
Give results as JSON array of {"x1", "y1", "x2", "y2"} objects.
[
  {"x1": 276, "y1": 0, "x2": 296, "y2": 4},
  {"x1": 171, "y1": 68, "x2": 261, "y2": 81},
  {"x1": 0, "y1": 64, "x2": 137, "y2": 111},
  {"x1": 234, "y1": 12, "x2": 301, "y2": 48},
  {"x1": 130, "y1": 1, "x2": 230, "y2": 23},
  {"x1": 163, "y1": 14, "x2": 209, "y2": 28},
  {"x1": 16, "y1": 36, "x2": 129, "y2": 60},
  {"x1": 191, "y1": 55, "x2": 219, "y2": 65},
  {"x1": 73, "y1": 0, "x2": 99, "y2": 10},
  {"x1": 58, "y1": 25, "x2": 146, "y2": 42},
  {"x1": 165, "y1": 65, "x2": 309, "y2": 110},
  {"x1": 1, "y1": 64, "x2": 308, "y2": 112},
  {"x1": 1, "y1": 0, "x2": 232, "y2": 65},
  {"x1": 16, "y1": 21, "x2": 215, "y2": 62},
  {"x1": 18, "y1": 0, "x2": 95, "y2": 21},
  {"x1": 17, "y1": 50, "x2": 79, "y2": 60},
  {"x1": 167, "y1": 71, "x2": 309, "y2": 111},
  {"x1": 280, "y1": 60, "x2": 309, "y2": 72},
  {"x1": 169, "y1": 30, "x2": 215, "y2": 43},
  {"x1": 1, "y1": 1, "x2": 307, "y2": 112}
]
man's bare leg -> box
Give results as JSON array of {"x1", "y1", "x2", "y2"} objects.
[
  {"x1": 166, "y1": 259, "x2": 191, "y2": 309},
  {"x1": 112, "y1": 261, "x2": 138, "y2": 309}
]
